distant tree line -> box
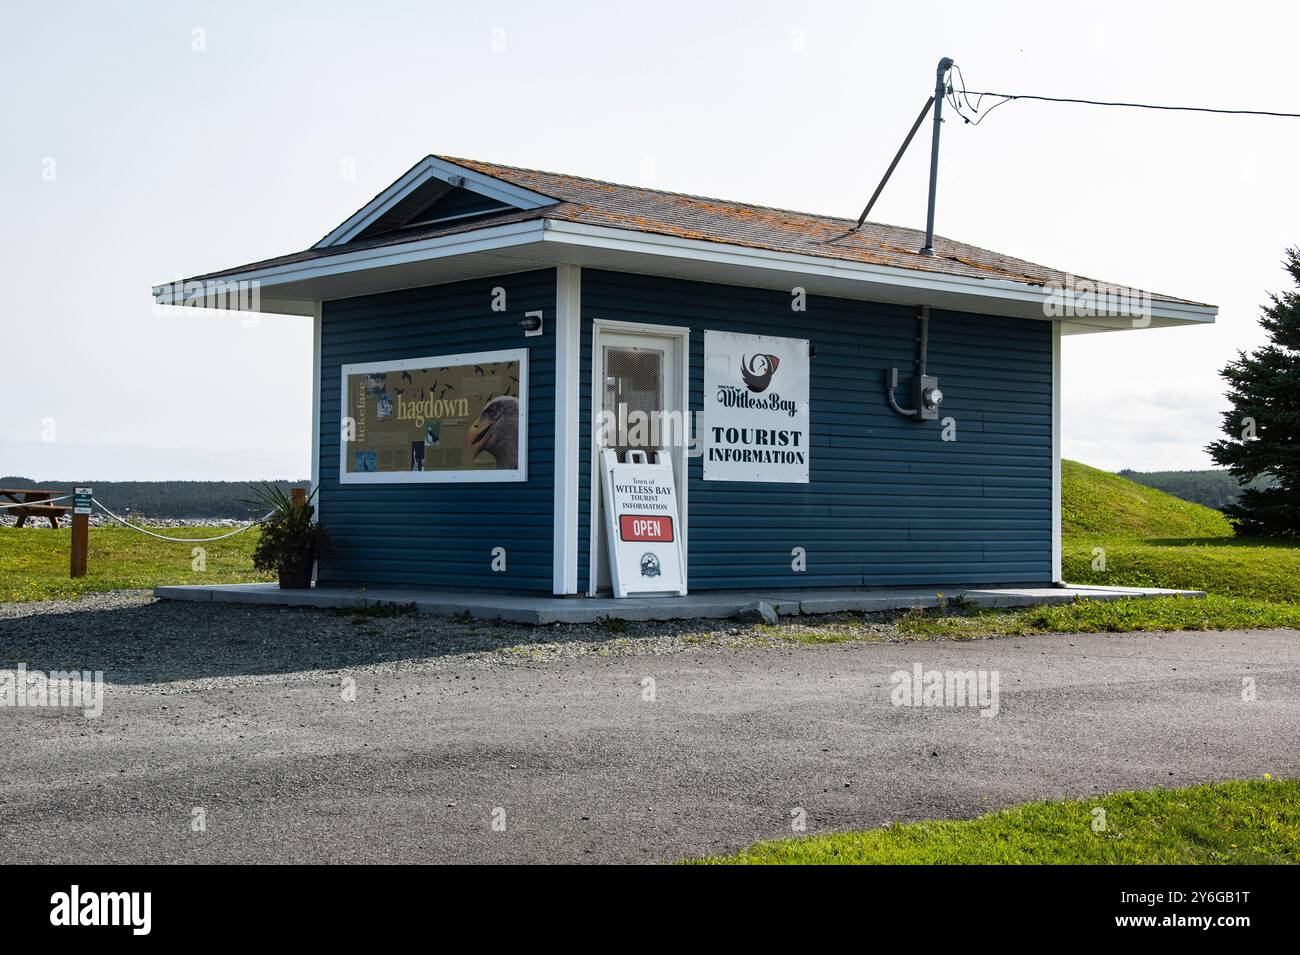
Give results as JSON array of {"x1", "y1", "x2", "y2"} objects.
[
  {"x1": 0, "y1": 477, "x2": 309, "y2": 519},
  {"x1": 1117, "y1": 469, "x2": 1276, "y2": 512}
]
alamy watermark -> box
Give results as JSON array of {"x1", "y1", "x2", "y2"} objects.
[
  {"x1": 1044, "y1": 274, "x2": 1152, "y2": 326},
  {"x1": 153, "y1": 274, "x2": 262, "y2": 316},
  {"x1": 595, "y1": 404, "x2": 705, "y2": 457},
  {"x1": 50, "y1": 885, "x2": 150, "y2": 935},
  {"x1": 1, "y1": 664, "x2": 104, "y2": 718},
  {"x1": 890, "y1": 663, "x2": 1000, "y2": 717}
]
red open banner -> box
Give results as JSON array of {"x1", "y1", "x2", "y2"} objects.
[{"x1": 619, "y1": 514, "x2": 674, "y2": 542}]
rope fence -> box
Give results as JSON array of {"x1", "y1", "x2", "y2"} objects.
[
  {"x1": 91, "y1": 499, "x2": 274, "y2": 543},
  {"x1": 0, "y1": 494, "x2": 72, "y2": 509},
  {"x1": 7, "y1": 485, "x2": 306, "y2": 578}
]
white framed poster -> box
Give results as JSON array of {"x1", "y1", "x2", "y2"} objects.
[
  {"x1": 339, "y1": 348, "x2": 527, "y2": 484},
  {"x1": 600, "y1": 449, "x2": 686, "y2": 597},
  {"x1": 703, "y1": 330, "x2": 810, "y2": 483}
]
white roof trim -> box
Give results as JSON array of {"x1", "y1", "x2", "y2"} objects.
[
  {"x1": 152, "y1": 219, "x2": 548, "y2": 307},
  {"x1": 312, "y1": 156, "x2": 558, "y2": 249},
  {"x1": 539, "y1": 220, "x2": 1218, "y2": 327},
  {"x1": 154, "y1": 216, "x2": 1216, "y2": 329}
]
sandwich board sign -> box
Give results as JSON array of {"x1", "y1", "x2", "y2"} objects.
[{"x1": 600, "y1": 448, "x2": 686, "y2": 597}]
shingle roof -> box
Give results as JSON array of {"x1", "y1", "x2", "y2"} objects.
[{"x1": 187, "y1": 154, "x2": 1204, "y2": 306}]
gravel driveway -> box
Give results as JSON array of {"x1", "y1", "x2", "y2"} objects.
[{"x1": 1, "y1": 593, "x2": 1295, "y2": 863}]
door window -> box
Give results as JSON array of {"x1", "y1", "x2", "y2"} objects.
[{"x1": 602, "y1": 345, "x2": 664, "y2": 462}]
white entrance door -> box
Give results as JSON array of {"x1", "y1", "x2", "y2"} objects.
[{"x1": 591, "y1": 323, "x2": 688, "y2": 595}]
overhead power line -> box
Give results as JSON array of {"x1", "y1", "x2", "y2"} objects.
[
  {"x1": 946, "y1": 65, "x2": 1300, "y2": 123},
  {"x1": 849, "y1": 59, "x2": 1299, "y2": 253},
  {"x1": 954, "y1": 90, "x2": 1300, "y2": 119}
]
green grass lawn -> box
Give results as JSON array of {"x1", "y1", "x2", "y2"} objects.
[
  {"x1": 893, "y1": 535, "x2": 1300, "y2": 638},
  {"x1": 761, "y1": 593, "x2": 1300, "y2": 645},
  {"x1": 0, "y1": 525, "x2": 269, "y2": 602},
  {"x1": 1063, "y1": 535, "x2": 1300, "y2": 603},
  {"x1": 690, "y1": 779, "x2": 1299, "y2": 864}
]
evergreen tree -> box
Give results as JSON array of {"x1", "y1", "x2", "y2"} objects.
[{"x1": 1207, "y1": 248, "x2": 1300, "y2": 536}]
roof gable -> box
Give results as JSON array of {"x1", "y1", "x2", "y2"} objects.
[{"x1": 313, "y1": 156, "x2": 558, "y2": 248}]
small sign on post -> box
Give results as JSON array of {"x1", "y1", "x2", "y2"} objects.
[{"x1": 70, "y1": 486, "x2": 92, "y2": 579}]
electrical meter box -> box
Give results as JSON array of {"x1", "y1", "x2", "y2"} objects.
[{"x1": 912, "y1": 374, "x2": 942, "y2": 421}]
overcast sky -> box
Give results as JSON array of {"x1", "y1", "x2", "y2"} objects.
[{"x1": 3, "y1": 0, "x2": 1297, "y2": 480}]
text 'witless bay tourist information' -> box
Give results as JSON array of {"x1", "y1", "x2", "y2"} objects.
[{"x1": 703, "y1": 329, "x2": 810, "y2": 483}]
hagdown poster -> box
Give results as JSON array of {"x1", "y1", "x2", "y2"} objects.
[
  {"x1": 703, "y1": 330, "x2": 810, "y2": 483},
  {"x1": 341, "y1": 348, "x2": 526, "y2": 482}
]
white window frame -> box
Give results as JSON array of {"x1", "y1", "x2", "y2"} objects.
[{"x1": 339, "y1": 347, "x2": 529, "y2": 484}]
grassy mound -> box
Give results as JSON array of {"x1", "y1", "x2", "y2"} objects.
[
  {"x1": 1059, "y1": 462, "x2": 1299, "y2": 605},
  {"x1": 1062, "y1": 460, "x2": 1232, "y2": 539}
]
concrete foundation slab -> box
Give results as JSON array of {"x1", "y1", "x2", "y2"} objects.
[{"x1": 154, "y1": 582, "x2": 1204, "y2": 625}]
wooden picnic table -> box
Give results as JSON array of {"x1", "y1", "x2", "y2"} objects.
[{"x1": 0, "y1": 488, "x2": 69, "y2": 528}]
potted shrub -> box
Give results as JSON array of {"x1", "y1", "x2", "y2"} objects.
[{"x1": 245, "y1": 484, "x2": 329, "y2": 589}]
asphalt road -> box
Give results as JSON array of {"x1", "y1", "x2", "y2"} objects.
[{"x1": 2, "y1": 611, "x2": 1296, "y2": 863}]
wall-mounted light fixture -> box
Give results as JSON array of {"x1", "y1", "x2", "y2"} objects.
[{"x1": 520, "y1": 310, "x2": 543, "y2": 337}]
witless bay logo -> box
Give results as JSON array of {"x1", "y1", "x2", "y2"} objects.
[
  {"x1": 715, "y1": 352, "x2": 798, "y2": 415},
  {"x1": 740, "y1": 353, "x2": 779, "y2": 393}
]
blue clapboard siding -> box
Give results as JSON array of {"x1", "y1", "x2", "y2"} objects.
[
  {"x1": 317, "y1": 270, "x2": 555, "y2": 591},
  {"x1": 577, "y1": 270, "x2": 1052, "y2": 592}
]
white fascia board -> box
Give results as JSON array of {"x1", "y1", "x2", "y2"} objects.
[
  {"x1": 152, "y1": 220, "x2": 549, "y2": 309},
  {"x1": 1057, "y1": 311, "x2": 1216, "y2": 334},
  {"x1": 538, "y1": 219, "x2": 1218, "y2": 327},
  {"x1": 314, "y1": 157, "x2": 559, "y2": 248},
  {"x1": 153, "y1": 216, "x2": 1217, "y2": 329}
]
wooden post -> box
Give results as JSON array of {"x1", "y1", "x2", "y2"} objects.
[
  {"x1": 70, "y1": 514, "x2": 88, "y2": 578},
  {"x1": 70, "y1": 486, "x2": 92, "y2": 579}
]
